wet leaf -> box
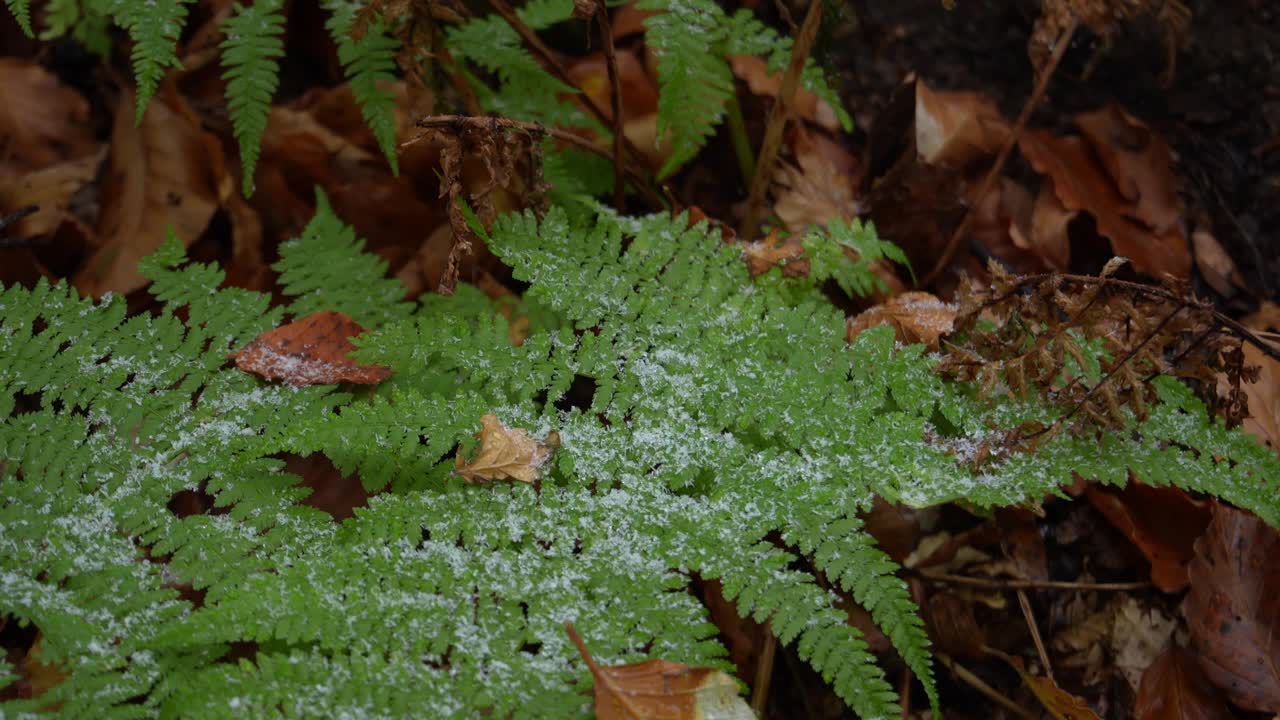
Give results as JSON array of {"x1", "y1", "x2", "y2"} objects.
[
  {"x1": 232, "y1": 311, "x2": 392, "y2": 386},
  {"x1": 740, "y1": 230, "x2": 809, "y2": 278},
  {"x1": 73, "y1": 87, "x2": 224, "y2": 297},
  {"x1": 454, "y1": 414, "x2": 555, "y2": 484},
  {"x1": 1183, "y1": 502, "x2": 1280, "y2": 711},
  {"x1": 565, "y1": 622, "x2": 755, "y2": 720},
  {"x1": 846, "y1": 291, "x2": 955, "y2": 351},
  {"x1": 1135, "y1": 645, "x2": 1232, "y2": 720}
]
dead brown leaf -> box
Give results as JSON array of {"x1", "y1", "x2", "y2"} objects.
[
  {"x1": 740, "y1": 230, "x2": 809, "y2": 278},
  {"x1": 1074, "y1": 103, "x2": 1182, "y2": 236},
  {"x1": 1018, "y1": 129, "x2": 1190, "y2": 279},
  {"x1": 914, "y1": 81, "x2": 1010, "y2": 169},
  {"x1": 454, "y1": 414, "x2": 555, "y2": 484},
  {"x1": 772, "y1": 127, "x2": 862, "y2": 231},
  {"x1": 1191, "y1": 228, "x2": 1246, "y2": 297},
  {"x1": 1135, "y1": 644, "x2": 1233, "y2": 720},
  {"x1": 232, "y1": 311, "x2": 392, "y2": 386},
  {"x1": 1009, "y1": 183, "x2": 1073, "y2": 272},
  {"x1": 730, "y1": 54, "x2": 840, "y2": 131},
  {"x1": 0, "y1": 146, "x2": 104, "y2": 239},
  {"x1": 0, "y1": 58, "x2": 97, "y2": 176},
  {"x1": 846, "y1": 291, "x2": 955, "y2": 351},
  {"x1": 74, "y1": 88, "x2": 223, "y2": 297},
  {"x1": 1183, "y1": 501, "x2": 1280, "y2": 711},
  {"x1": 1083, "y1": 481, "x2": 1211, "y2": 592},
  {"x1": 565, "y1": 622, "x2": 755, "y2": 720},
  {"x1": 1235, "y1": 304, "x2": 1280, "y2": 450}
]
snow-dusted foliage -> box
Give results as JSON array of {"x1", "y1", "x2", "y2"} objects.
[{"x1": 2, "y1": 201, "x2": 1278, "y2": 719}]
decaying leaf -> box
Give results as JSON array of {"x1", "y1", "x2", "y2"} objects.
[
  {"x1": 232, "y1": 311, "x2": 392, "y2": 386},
  {"x1": 730, "y1": 54, "x2": 840, "y2": 131},
  {"x1": 74, "y1": 87, "x2": 223, "y2": 297},
  {"x1": 565, "y1": 622, "x2": 755, "y2": 720},
  {"x1": 454, "y1": 414, "x2": 555, "y2": 484},
  {"x1": 987, "y1": 647, "x2": 1102, "y2": 720},
  {"x1": 846, "y1": 291, "x2": 956, "y2": 351},
  {"x1": 1135, "y1": 644, "x2": 1233, "y2": 720},
  {"x1": 914, "y1": 81, "x2": 1009, "y2": 168},
  {"x1": 1235, "y1": 303, "x2": 1280, "y2": 450},
  {"x1": 740, "y1": 229, "x2": 809, "y2": 278},
  {"x1": 0, "y1": 58, "x2": 98, "y2": 176},
  {"x1": 1084, "y1": 482, "x2": 1211, "y2": 592},
  {"x1": 772, "y1": 128, "x2": 862, "y2": 231},
  {"x1": 1183, "y1": 502, "x2": 1280, "y2": 711}
]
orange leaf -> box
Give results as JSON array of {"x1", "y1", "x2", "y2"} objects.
[
  {"x1": 232, "y1": 311, "x2": 392, "y2": 386},
  {"x1": 1083, "y1": 482, "x2": 1210, "y2": 592},
  {"x1": 846, "y1": 291, "x2": 955, "y2": 351},
  {"x1": 987, "y1": 648, "x2": 1101, "y2": 720},
  {"x1": 739, "y1": 229, "x2": 809, "y2": 278},
  {"x1": 565, "y1": 622, "x2": 754, "y2": 720},
  {"x1": 1183, "y1": 502, "x2": 1280, "y2": 711},
  {"x1": 454, "y1": 414, "x2": 555, "y2": 484},
  {"x1": 914, "y1": 81, "x2": 1010, "y2": 168}
]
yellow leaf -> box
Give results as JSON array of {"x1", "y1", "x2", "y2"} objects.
[{"x1": 454, "y1": 414, "x2": 554, "y2": 484}]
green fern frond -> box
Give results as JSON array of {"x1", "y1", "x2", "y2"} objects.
[
  {"x1": 220, "y1": 0, "x2": 285, "y2": 197},
  {"x1": 111, "y1": 0, "x2": 194, "y2": 122},
  {"x1": 5, "y1": 0, "x2": 32, "y2": 35},
  {"x1": 638, "y1": 0, "x2": 736, "y2": 179},
  {"x1": 272, "y1": 189, "x2": 413, "y2": 329},
  {"x1": 445, "y1": 0, "x2": 587, "y2": 129},
  {"x1": 324, "y1": 0, "x2": 401, "y2": 173}
]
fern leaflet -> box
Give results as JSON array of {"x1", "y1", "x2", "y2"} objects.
[{"x1": 220, "y1": 0, "x2": 285, "y2": 197}]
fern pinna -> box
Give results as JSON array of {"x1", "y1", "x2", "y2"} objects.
[{"x1": 3, "y1": 191, "x2": 1279, "y2": 718}]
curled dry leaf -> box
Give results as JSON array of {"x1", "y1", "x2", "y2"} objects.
[
  {"x1": 1183, "y1": 502, "x2": 1280, "y2": 712},
  {"x1": 846, "y1": 291, "x2": 955, "y2": 351},
  {"x1": 0, "y1": 58, "x2": 98, "y2": 176},
  {"x1": 1135, "y1": 644, "x2": 1232, "y2": 720},
  {"x1": 565, "y1": 622, "x2": 755, "y2": 720},
  {"x1": 914, "y1": 81, "x2": 1010, "y2": 168},
  {"x1": 232, "y1": 311, "x2": 392, "y2": 386},
  {"x1": 74, "y1": 88, "x2": 223, "y2": 297},
  {"x1": 454, "y1": 414, "x2": 556, "y2": 484}
]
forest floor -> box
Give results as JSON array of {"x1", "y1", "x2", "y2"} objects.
[{"x1": 1, "y1": 0, "x2": 1279, "y2": 717}]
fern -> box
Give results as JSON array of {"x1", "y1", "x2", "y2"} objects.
[
  {"x1": 3, "y1": 199, "x2": 1279, "y2": 720},
  {"x1": 220, "y1": 0, "x2": 285, "y2": 198},
  {"x1": 109, "y1": 0, "x2": 194, "y2": 122},
  {"x1": 323, "y1": 0, "x2": 402, "y2": 174},
  {"x1": 4, "y1": 0, "x2": 30, "y2": 35}
]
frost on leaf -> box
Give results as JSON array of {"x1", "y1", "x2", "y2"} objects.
[
  {"x1": 231, "y1": 310, "x2": 392, "y2": 386},
  {"x1": 565, "y1": 622, "x2": 755, "y2": 720},
  {"x1": 454, "y1": 413, "x2": 556, "y2": 484}
]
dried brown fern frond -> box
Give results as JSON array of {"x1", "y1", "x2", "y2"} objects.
[
  {"x1": 1029, "y1": 0, "x2": 1190, "y2": 85},
  {"x1": 938, "y1": 259, "x2": 1270, "y2": 452}
]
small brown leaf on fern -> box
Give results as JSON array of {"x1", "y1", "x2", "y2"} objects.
[
  {"x1": 454, "y1": 414, "x2": 555, "y2": 484},
  {"x1": 564, "y1": 622, "x2": 755, "y2": 720},
  {"x1": 232, "y1": 311, "x2": 391, "y2": 386}
]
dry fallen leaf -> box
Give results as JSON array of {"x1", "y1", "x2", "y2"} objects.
[
  {"x1": 454, "y1": 414, "x2": 555, "y2": 484},
  {"x1": 730, "y1": 54, "x2": 840, "y2": 131},
  {"x1": 914, "y1": 81, "x2": 1010, "y2": 168},
  {"x1": 1183, "y1": 502, "x2": 1280, "y2": 711},
  {"x1": 772, "y1": 127, "x2": 862, "y2": 231},
  {"x1": 1084, "y1": 482, "x2": 1211, "y2": 592},
  {"x1": 0, "y1": 58, "x2": 98, "y2": 176},
  {"x1": 232, "y1": 311, "x2": 392, "y2": 386},
  {"x1": 1110, "y1": 597, "x2": 1179, "y2": 693},
  {"x1": 1018, "y1": 129, "x2": 1190, "y2": 279},
  {"x1": 1190, "y1": 228, "x2": 1246, "y2": 297},
  {"x1": 739, "y1": 229, "x2": 809, "y2": 278},
  {"x1": 565, "y1": 622, "x2": 755, "y2": 720},
  {"x1": 1135, "y1": 644, "x2": 1233, "y2": 720},
  {"x1": 1074, "y1": 103, "x2": 1183, "y2": 237},
  {"x1": 74, "y1": 87, "x2": 223, "y2": 297},
  {"x1": 1236, "y1": 303, "x2": 1280, "y2": 450},
  {"x1": 846, "y1": 291, "x2": 955, "y2": 351},
  {"x1": 986, "y1": 647, "x2": 1102, "y2": 720},
  {"x1": 0, "y1": 146, "x2": 105, "y2": 239}
]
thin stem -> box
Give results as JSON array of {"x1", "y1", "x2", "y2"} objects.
[
  {"x1": 740, "y1": 0, "x2": 823, "y2": 240},
  {"x1": 919, "y1": 17, "x2": 1078, "y2": 288}
]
